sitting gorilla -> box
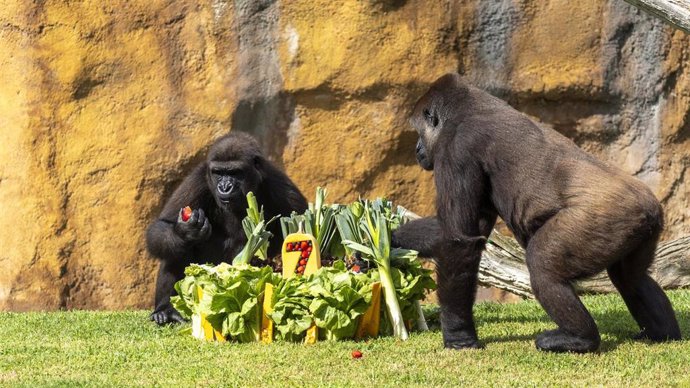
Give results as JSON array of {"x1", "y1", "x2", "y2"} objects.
[
  {"x1": 146, "y1": 132, "x2": 308, "y2": 325},
  {"x1": 405, "y1": 73, "x2": 681, "y2": 353}
]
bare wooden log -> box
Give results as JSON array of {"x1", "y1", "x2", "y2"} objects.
[
  {"x1": 623, "y1": 0, "x2": 690, "y2": 34},
  {"x1": 479, "y1": 232, "x2": 690, "y2": 298},
  {"x1": 403, "y1": 210, "x2": 690, "y2": 297}
]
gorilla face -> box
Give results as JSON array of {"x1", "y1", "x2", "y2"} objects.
[
  {"x1": 410, "y1": 101, "x2": 441, "y2": 171},
  {"x1": 206, "y1": 135, "x2": 263, "y2": 210},
  {"x1": 207, "y1": 159, "x2": 262, "y2": 210}
]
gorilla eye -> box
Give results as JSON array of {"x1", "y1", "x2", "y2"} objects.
[{"x1": 423, "y1": 108, "x2": 439, "y2": 127}]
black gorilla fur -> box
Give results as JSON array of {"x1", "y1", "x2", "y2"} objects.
[
  {"x1": 405, "y1": 73, "x2": 681, "y2": 353},
  {"x1": 146, "y1": 132, "x2": 308, "y2": 325}
]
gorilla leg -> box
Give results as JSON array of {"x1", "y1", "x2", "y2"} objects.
[
  {"x1": 435, "y1": 212, "x2": 496, "y2": 349},
  {"x1": 435, "y1": 237, "x2": 486, "y2": 349},
  {"x1": 526, "y1": 227, "x2": 600, "y2": 353},
  {"x1": 607, "y1": 241, "x2": 681, "y2": 342},
  {"x1": 151, "y1": 260, "x2": 187, "y2": 325}
]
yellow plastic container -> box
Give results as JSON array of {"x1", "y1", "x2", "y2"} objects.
[
  {"x1": 192, "y1": 286, "x2": 226, "y2": 342},
  {"x1": 355, "y1": 282, "x2": 381, "y2": 339},
  {"x1": 281, "y1": 226, "x2": 321, "y2": 343}
]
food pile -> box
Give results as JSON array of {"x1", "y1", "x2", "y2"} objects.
[{"x1": 171, "y1": 188, "x2": 436, "y2": 343}]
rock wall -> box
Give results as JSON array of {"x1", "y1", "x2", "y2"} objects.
[{"x1": 0, "y1": 0, "x2": 687, "y2": 310}]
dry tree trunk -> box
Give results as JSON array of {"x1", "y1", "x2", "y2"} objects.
[
  {"x1": 622, "y1": 0, "x2": 690, "y2": 34},
  {"x1": 406, "y1": 208, "x2": 690, "y2": 297},
  {"x1": 477, "y1": 232, "x2": 690, "y2": 298}
]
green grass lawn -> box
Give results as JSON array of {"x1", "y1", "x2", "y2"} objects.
[{"x1": 1, "y1": 290, "x2": 688, "y2": 387}]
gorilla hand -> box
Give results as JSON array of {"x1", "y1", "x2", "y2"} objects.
[
  {"x1": 150, "y1": 306, "x2": 187, "y2": 325},
  {"x1": 174, "y1": 208, "x2": 212, "y2": 242}
]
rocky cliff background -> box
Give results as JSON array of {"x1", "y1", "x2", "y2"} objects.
[{"x1": 1, "y1": 0, "x2": 688, "y2": 310}]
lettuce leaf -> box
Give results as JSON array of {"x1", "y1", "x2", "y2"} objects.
[
  {"x1": 268, "y1": 275, "x2": 314, "y2": 342},
  {"x1": 307, "y1": 261, "x2": 374, "y2": 340},
  {"x1": 171, "y1": 263, "x2": 279, "y2": 343}
]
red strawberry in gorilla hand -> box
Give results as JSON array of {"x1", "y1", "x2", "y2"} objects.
[{"x1": 181, "y1": 206, "x2": 193, "y2": 222}]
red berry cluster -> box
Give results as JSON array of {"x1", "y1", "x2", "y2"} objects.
[{"x1": 285, "y1": 240, "x2": 313, "y2": 275}]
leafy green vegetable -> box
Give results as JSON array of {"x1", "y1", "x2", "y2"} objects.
[
  {"x1": 233, "y1": 192, "x2": 279, "y2": 265},
  {"x1": 390, "y1": 253, "x2": 436, "y2": 323},
  {"x1": 341, "y1": 200, "x2": 414, "y2": 340},
  {"x1": 171, "y1": 263, "x2": 279, "y2": 342},
  {"x1": 334, "y1": 201, "x2": 365, "y2": 257},
  {"x1": 307, "y1": 261, "x2": 374, "y2": 340},
  {"x1": 268, "y1": 275, "x2": 314, "y2": 342},
  {"x1": 174, "y1": 191, "x2": 436, "y2": 344},
  {"x1": 281, "y1": 187, "x2": 344, "y2": 257}
]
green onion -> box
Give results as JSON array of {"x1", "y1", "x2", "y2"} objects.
[
  {"x1": 232, "y1": 192, "x2": 278, "y2": 265},
  {"x1": 341, "y1": 201, "x2": 411, "y2": 340}
]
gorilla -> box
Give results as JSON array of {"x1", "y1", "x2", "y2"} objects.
[
  {"x1": 407, "y1": 73, "x2": 681, "y2": 353},
  {"x1": 146, "y1": 132, "x2": 308, "y2": 325}
]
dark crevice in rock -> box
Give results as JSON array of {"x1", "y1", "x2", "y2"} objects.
[
  {"x1": 231, "y1": 92, "x2": 296, "y2": 167},
  {"x1": 367, "y1": 0, "x2": 408, "y2": 13},
  {"x1": 232, "y1": 0, "x2": 291, "y2": 166},
  {"x1": 73, "y1": 78, "x2": 105, "y2": 100}
]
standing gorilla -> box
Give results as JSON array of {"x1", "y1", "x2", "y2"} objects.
[
  {"x1": 409, "y1": 73, "x2": 680, "y2": 353},
  {"x1": 146, "y1": 132, "x2": 308, "y2": 325}
]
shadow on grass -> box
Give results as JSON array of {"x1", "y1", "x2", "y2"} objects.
[{"x1": 459, "y1": 301, "x2": 690, "y2": 353}]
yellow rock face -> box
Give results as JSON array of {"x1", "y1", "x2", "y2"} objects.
[{"x1": 1, "y1": 0, "x2": 688, "y2": 309}]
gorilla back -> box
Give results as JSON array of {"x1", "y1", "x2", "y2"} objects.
[
  {"x1": 410, "y1": 73, "x2": 681, "y2": 353},
  {"x1": 146, "y1": 132, "x2": 307, "y2": 325}
]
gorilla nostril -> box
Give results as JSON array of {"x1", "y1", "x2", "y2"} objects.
[{"x1": 218, "y1": 183, "x2": 233, "y2": 194}]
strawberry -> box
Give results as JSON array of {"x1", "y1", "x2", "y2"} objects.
[
  {"x1": 301, "y1": 241, "x2": 309, "y2": 250},
  {"x1": 351, "y1": 350, "x2": 362, "y2": 359},
  {"x1": 297, "y1": 265, "x2": 305, "y2": 273},
  {"x1": 181, "y1": 206, "x2": 192, "y2": 222},
  {"x1": 286, "y1": 243, "x2": 293, "y2": 251},
  {"x1": 299, "y1": 259, "x2": 307, "y2": 266},
  {"x1": 301, "y1": 250, "x2": 310, "y2": 259}
]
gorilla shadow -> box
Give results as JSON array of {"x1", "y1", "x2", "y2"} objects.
[{"x1": 477, "y1": 298, "x2": 690, "y2": 352}]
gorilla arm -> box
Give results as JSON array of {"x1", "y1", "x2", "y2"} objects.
[
  {"x1": 146, "y1": 163, "x2": 212, "y2": 325},
  {"x1": 391, "y1": 217, "x2": 442, "y2": 257},
  {"x1": 434, "y1": 158, "x2": 496, "y2": 349},
  {"x1": 145, "y1": 164, "x2": 212, "y2": 262}
]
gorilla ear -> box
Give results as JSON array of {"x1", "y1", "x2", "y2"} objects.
[
  {"x1": 253, "y1": 155, "x2": 263, "y2": 171},
  {"x1": 423, "y1": 108, "x2": 439, "y2": 127}
]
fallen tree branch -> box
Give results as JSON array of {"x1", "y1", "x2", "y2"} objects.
[
  {"x1": 623, "y1": 0, "x2": 690, "y2": 34},
  {"x1": 478, "y1": 232, "x2": 690, "y2": 298}
]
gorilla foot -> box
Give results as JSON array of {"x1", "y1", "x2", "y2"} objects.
[
  {"x1": 535, "y1": 329, "x2": 600, "y2": 353},
  {"x1": 444, "y1": 338, "x2": 484, "y2": 350},
  {"x1": 633, "y1": 328, "x2": 681, "y2": 342},
  {"x1": 150, "y1": 308, "x2": 186, "y2": 326},
  {"x1": 443, "y1": 330, "x2": 483, "y2": 350}
]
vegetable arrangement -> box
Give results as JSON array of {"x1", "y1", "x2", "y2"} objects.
[{"x1": 171, "y1": 188, "x2": 436, "y2": 343}]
